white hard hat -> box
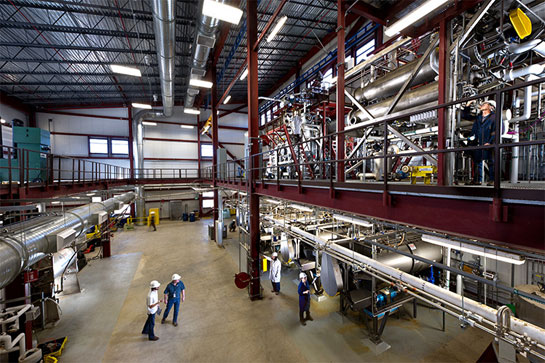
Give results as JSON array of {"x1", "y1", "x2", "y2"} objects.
[
  {"x1": 272, "y1": 252, "x2": 278, "y2": 257},
  {"x1": 172, "y1": 273, "x2": 181, "y2": 281},
  {"x1": 150, "y1": 280, "x2": 161, "y2": 288},
  {"x1": 299, "y1": 272, "x2": 306, "y2": 279},
  {"x1": 483, "y1": 100, "x2": 496, "y2": 109}
]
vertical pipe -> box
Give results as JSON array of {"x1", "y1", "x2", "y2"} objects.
[
  {"x1": 197, "y1": 115, "x2": 203, "y2": 217},
  {"x1": 437, "y1": 20, "x2": 447, "y2": 185},
  {"x1": 212, "y1": 67, "x2": 219, "y2": 234},
  {"x1": 247, "y1": 0, "x2": 261, "y2": 299},
  {"x1": 336, "y1": 0, "x2": 346, "y2": 182},
  {"x1": 128, "y1": 106, "x2": 134, "y2": 178},
  {"x1": 445, "y1": 247, "x2": 451, "y2": 290}
]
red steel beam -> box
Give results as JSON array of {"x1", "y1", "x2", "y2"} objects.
[
  {"x1": 336, "y1": 0, "x2": 345, "y2": 182},
  {"x1": 217, "y1": 59, "x2": 247, "y2": 106},
  {"x1": 219, "y1": 104, "x2": 247, "y2": 118},
  {"x1": 247, "y1": 0, "x2": 261, "y2": 300},
  {"x1": 142, "y1": 119, "x2": 247, "y2": 131},
  {"x1": 348, "y1": 2, "x2": 386, "y2": 25},
  {"x1": 39, "y1": 110, "x2": 129, "y2": 121},
  {"x1": 253, "y1": 0, "x2": 288, "y2": 51}
]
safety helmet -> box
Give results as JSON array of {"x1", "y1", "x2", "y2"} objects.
[
  {"x1": 272, "y1": 252, "x2": 278, "y2": 257},
  {"x1": 299, "y1": 272, "x2": 306, "y2": 279},
  {"x1": 482, "y1": 100, "x2": 496, "y2": 110},
  {"x1": 150, "y1": 280, "x2": 161, "y2": 288},
  {"x1": 172, "y1": 273, "x2": 181, "y2": 281}
]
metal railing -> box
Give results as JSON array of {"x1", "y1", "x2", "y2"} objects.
[{"x1": 209, "y1": 78, "x2": 545, "y2": 194}]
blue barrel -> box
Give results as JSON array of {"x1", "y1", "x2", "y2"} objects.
[
  {"x1": 189, "y1": 212, "x2": 195, "y2": 222},
  {"x1": 182, "y1": 213, "x2": 188, "y2": 221}
]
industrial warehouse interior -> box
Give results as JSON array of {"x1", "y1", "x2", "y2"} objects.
[{"x1": 0, "y1": 0, "x2": 544, "y2": 362}]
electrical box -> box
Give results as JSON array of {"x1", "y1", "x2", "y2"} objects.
[
  {"x1": 56, "y1": 228, "x2": 76, "y2": 251},
  {"x1": 217, "y1": 148, "x2": 227, "y2": 179}
]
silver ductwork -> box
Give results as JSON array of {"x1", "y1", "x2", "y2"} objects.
[
  {"x1": 152, "y1": 0, "x2": 176, "y2": 117},
  {"x1": 353, "y1": 51, "x2": 439, "y2": 103},
  {"x1": 184, "y1": 1, "x2": 222, "y2": 108},
  {"x1": 0, "y1": 192, "x2": 136, "y2": 289}
]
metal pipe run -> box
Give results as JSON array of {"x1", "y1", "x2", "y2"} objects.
[{"x1": 0, "y1": 192, "x2": 135, "y2": 289}]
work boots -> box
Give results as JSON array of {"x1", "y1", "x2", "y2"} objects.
[
  {"x1": 299, "y1": 311, "x2": 306, "y2": 326},
  {"x1": 305, "y1": 311, "x2": 313, "y2": 321}
]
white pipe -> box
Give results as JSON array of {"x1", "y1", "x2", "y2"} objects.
[
  {"x1": 264, "y1": 216, "x2": 545, "y2": 347},
  {"x1": 0, "y1": 333, "x2": 26, "y2": 359},
  {"x1": 445, "y1": 247, "x2": 451, "y2": 290},
  {"x1": 506, "y1": 39, "x2": 545, "y2": 56},
  {"x1": 502, "y1": 63, "x2": 545, "y2": 82},
  {"x1": 456, "y1": 274, "x2": 463, "y2": 295}
]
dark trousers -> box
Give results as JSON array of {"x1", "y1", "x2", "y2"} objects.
[
  {"x1": 142, "y1": 313, "x2": 156, "y2": 339},
  {"x1": 475, "y1": 158, "x2": 494, "y2": 183},
  {"x1": 163, "y1": 299, "x2": 180, "y2": 323},
  {"x1": 271, "y1": 281, "x2": 280, "y2": 293}
]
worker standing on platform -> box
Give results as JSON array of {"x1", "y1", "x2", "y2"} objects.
[
  {"x1": 142, "y1": 280, "x2": 162, "y2": 341},
  {"x1": 298, "y1": 272, "x2": 313, "y2": 326},
  {"x1": 269, "y1": 252, "x2": 281, "y2": 295},
  {"x1": 466, "y1": 100, "x2": 496, "y2": 185},
  {"x1": 162, "y1": 273, "x2": 185, "y2": 327}
]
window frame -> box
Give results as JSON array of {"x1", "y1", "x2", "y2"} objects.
[
  {"x1": 110, "y1": 138, "x2": 130, "y2": 156},
  {"x1": 356, "y1": 38, "x2": 376, "y2": 65},
  {"x1": 88, "y1": 137, "x2": 109, "y2": 156},
  {"x1": 88, "y1": 136, "x2": 130, "y2": 158}
]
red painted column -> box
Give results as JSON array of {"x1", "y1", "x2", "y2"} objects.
[
  {"x1": 336, "y1": 0, "x2": 346, "y2": 182},
  {"x1": 212, "y1": 67, "x2": 219, "y2": 231},
  {"x1": 197, "y1": 115, "x2": 203, "y2": 217},
  {"x1": 247, "y1": 0, "x2": 261, "y2": 300},
  {"x1": 437, "y1": 20, "x2": 447, "y2": 186}
]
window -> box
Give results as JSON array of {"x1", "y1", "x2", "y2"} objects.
[
  {"x1": 345, "y1": 55, "x2": 354, "y2": 70},
  {"x1": 260, "y1": 114, "x2": 266, "y2": 126},
  {"x1": 111, "y1": 139, "x2": 129, "y2": 155},
  {"x1": 201, "y1": 144, "x2": 213, "y2": 157},
  {"x1": 202, "y1": 199, "x2": 214, "y2": 209},
  {"x1": 266, "y1": 110, "x2": 272, "y2": 123},
  {"x1": 321, "y1": 68, "x2": 333, "y2": 89},
  {"x1": 89, "y1": 138, "x2": 108, "y2": 155},
  {"x1": 356, "y1": 39, "x2": 376, "y2": 64},
  {"x1": 203, "y1": 191, "x2": 214, "y2": 198}
]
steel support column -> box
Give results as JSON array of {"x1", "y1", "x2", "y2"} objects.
[
  {"x1": 437, "y1": 20, "x2": 447, "y2": 185},
  {"x1": 247, "y1": 0, "x2": 261, "y2": 300},
  {"x1": 212, "y1": 67, "x2": 219, "y2": 234},
  {"x1": 336, "y1": 0, "x2": 346, "y2": 182},
  {"x1": 197, "y1": 115, "x2": 203, "y2": 217},
  {"x1": 128, "y1": 106, "x2": 134, "y2": 177}
]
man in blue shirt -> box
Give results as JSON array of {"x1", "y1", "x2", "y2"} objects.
[{"x1": 161, "y1": 273, "x2": 185, "y2": 326}]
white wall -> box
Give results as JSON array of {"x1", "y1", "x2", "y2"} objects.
[
  {"x1": 0, "y1": 103, "x2": 28, "y2": 125},
  {"x1": 35, "y1": 105, "x2": 248, "y2": 173}
]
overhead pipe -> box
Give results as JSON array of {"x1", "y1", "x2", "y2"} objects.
[
  {"x1": 152, "y1": 0, "x2": 176, "y2": 116},
  {"x1": 184, "y1": 0, "x2": 223, "y2": 108},
  {"x1": 0, "y1": 192, "x2": 135, "y2": 289}
]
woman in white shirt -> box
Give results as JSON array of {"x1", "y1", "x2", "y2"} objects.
[{"x1": 142, "y1": 280, "x2": 163, "y2": 341}]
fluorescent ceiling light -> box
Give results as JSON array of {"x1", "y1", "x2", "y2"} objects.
[
  {"x1": 86, "y1": 193, "x2": 95, "y2": 196},
  {"x1": 421, "y1": 235, "x2": 525, "y2": 265},
  {"x1": 132, "y1": 103, "x2": 152, "y2": 109},
  {"x1": 181, "y1": 125, "x2": 195, "y2": 129},
  {"x1": 202, "y1": 0, "x2": 243, "y2": 25},
  {"x1": 189, "y1": 78, "x2": 213, "y2": 88},
  {"x1": 51, "y1": 201, "x2": 60, "y2": 205},
  {"x1": 289, "y1": 204, "x2": 313, "y2": 213},
  {"x1": 333, "y1": 214, "x2": 373, "y2": 228},
  {"x1": 267, "y1": 16, "x2": 288, "y2": 42},
  {"x1": 0, "y1": 118, "x2": 6, "y2": 124},
  {"x1": 110, "y1": 64, "x2": 142, "y2": 77},
  {"x1": 240, "y1": 68, "x2": 248, "y2": 81},
  {"x1": 184, "y1": 108, "x2": 201, "y2": 115},
  {"x1": 223, "y1": 95, "x2": 232, "y2": 104},
  {"x1": 265, "y1": 199, "x2": 281, "y2": 205},
  {"x1": 384, "y1": 0, "x2": 450, "y2": 37},
  {"x1": 142, "y1": 121, "x2": 157, "y2": 126}
]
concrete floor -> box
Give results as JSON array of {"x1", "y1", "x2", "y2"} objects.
[{"x1": 38, "y1": 220, "x2": 492, "y2": 362}]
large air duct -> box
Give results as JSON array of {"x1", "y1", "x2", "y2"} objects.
[
  {"x1": 184, "y1": 1, "x2": 222, "y2": 108},
  {"x1": 152, "y1": 0, "x2": 176, "y2": 117},
  {"x1": 353, "y1": 52, "x2": 439, "y2": 103},
  {"x1": 0, "y1": 192, "x2": 136, "y2": 289}
]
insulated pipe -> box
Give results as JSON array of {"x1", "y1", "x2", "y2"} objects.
[
  {"x1": 507, "y1": 39, "x2": 545, "y2": 57},
  {"x1": 265, "y1": 217, "x2": 545, "y2": 347},
  {"x1": 353, "y1": 52, "x2": 438, "y2": 103},
  {"x1": 501, "y1": 63, "x2": 545, "y2": 82},
  {"x1": 152, "y1": 0, "x2": 176, "y2": 116},
  {"x1": 0, "y1": 192, "x2": 135, "y2": 289}
]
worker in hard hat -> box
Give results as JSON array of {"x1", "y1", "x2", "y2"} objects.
[
  {"x1": 142, "y1": 280, "x2": 163, "y2": 341},
  {"x1": 466, "y1": 100, "x2": 496, "y2": 186},
  {"x1": 269, "y1": 252, "x2": 281, "y2": 295},
  {"x1": 298, "y1": 272, "x2": 313, "y2": 326},
  {"x1": 161, "y1": 273, "x2": 185, "y2": 327}
]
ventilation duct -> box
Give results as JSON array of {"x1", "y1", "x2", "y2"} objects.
[
  {"x1": 152, "y1": 0, "x2": 176, "y2": 117},
  {"x1": 184, "y1": 0, "x2": 223, "y2": 108}
]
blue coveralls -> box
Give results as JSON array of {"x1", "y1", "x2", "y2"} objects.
[
  {"x1": 298, "y1": 280, "x2": 310, "y2": 313},
  {"x1": 469, "y1": 112, "x2": 496, "y2": 182},
  {"x1": 163, "y1": 281, "x2": 185, "y2": 324}
]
